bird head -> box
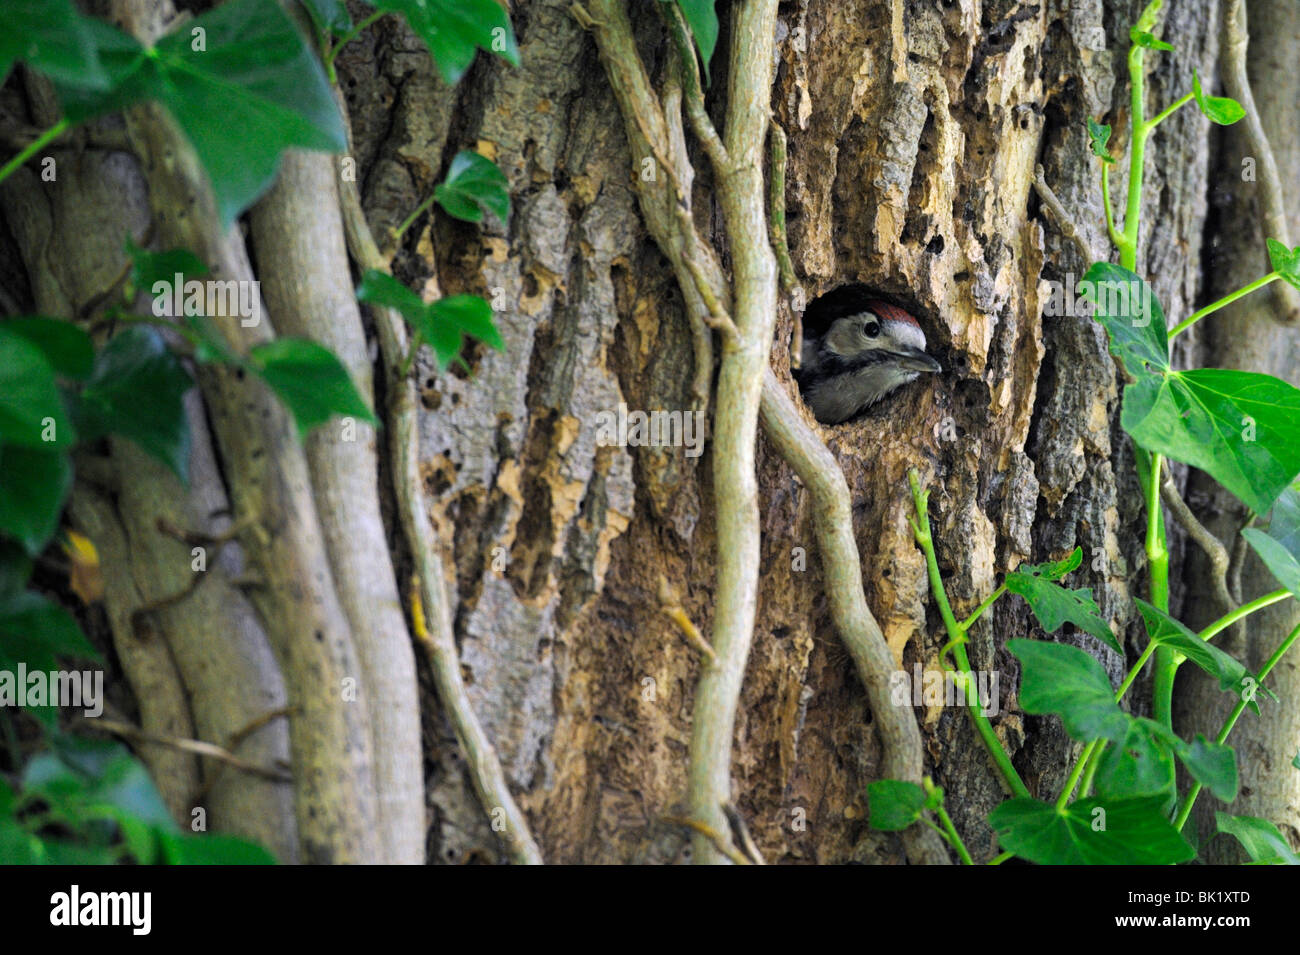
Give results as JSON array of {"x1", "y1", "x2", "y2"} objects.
[{"x1": 797, "y1": 300, "x2": 942, "y2": 424}]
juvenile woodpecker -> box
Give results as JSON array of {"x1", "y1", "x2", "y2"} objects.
[{"x1": 795, "y1": 300, "x2": 942, "y2": 424}]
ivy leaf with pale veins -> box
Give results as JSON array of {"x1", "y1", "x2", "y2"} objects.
[
  {"x1": 1007, "y1": 639, "x2": 1129, "y2": 743},
  {"x1": 1216, "y1": 813, "x2": 1300, "y2": 864},
  {"x1": 1004, "y1": 548, "x2": 1121, "y2": 654},
  {"x1": 991, "y1": 796, "x2": 1195, "y2": 865},
  {"x1": 1080, "y1": 262, "x2": 1169, "y2": 377}
]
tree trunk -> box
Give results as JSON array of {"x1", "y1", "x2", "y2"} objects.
[{"x1": 3, "y1": 0, "x2": 1293, "y2": 864}]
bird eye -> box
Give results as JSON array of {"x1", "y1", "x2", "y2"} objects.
[{"x1": 863, "y1": 320, "x2": 880, "y2": 338}]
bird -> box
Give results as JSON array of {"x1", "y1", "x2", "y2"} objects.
[{"x1": 795, "y1": 297, "x2": 942, "y2": 424}]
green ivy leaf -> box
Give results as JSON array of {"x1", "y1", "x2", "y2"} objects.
[
  {"x1": 671, "y1": 0, "x2": 719, "y2": 82},
  {"x1": 25, "y1": 737, "x2": 178, "y2": 858},
  {"x1": 0, "y1": 591, "x2": 99, "y2": 672},
  {"x1": 124, "y1": 237, "x2": 210, "y2": 299},
  {"x1": 434, "y1": 151, "x2": 510, "y2": 224},
  {"x1": 990, "y1": 795, "x2": 1195, "y2": 865},
  {"x1": 0, "y1": 327, "x2": 74, "y2": 449},
  {"x1": 1093, "y1": 718, "x2": 1177, "y2": 801},
  {"x1": 1086, "y1": 117, "x2": 1115, "y2": 164},
  {"x1": 1267, "y1": 238, "x2": 1300, "y2": 292},
  {"x1": 158, "y1": 829, "x2": 276, "y2": 864},
  {"x1": 866, "y1": 780, "x2": 926, "y2": 831},
  {"x1": 0, "y1": 541, "x2": 33, "y2": 601},
  {"x1": 1215, "y1": 812, "x2": 1300, "y2": 864},
  {"x1": 2, "y1": 318, "x2": 93, "y2": 381},
  {"x1": 1130, "y1": 28, "x2": 1174, "y2": 52},
  {"x1": 1135, "y1": 600, "x2": 1260, "y2": 703},
  {"x1": 431, "y1": 296, "x2": 504, "y2": 352},
  {"x1": 0, "y1": 444, "x2": 72, "y2": 556},
  {"x1": 1175, "y1": 734, "x2": 1238, "y2": 803},
  {"x1": 1124, "y1": 368, "x2": 1300, "y2": 515},
  {"x1": 369, "y1": 0, "x2": 520, "y2": 85},
  {"x1": 56, "y1": 1, "x2": 346, "y2": 228},
  {"x1": 1012, "y1": 547, "x2": 1082, "y2": 582},
  {"x1": 0, "y1": 816, "x2": 45, "y2": 864},
  {"x1": 76, "y1": 327, "x2": 194, "y2": 484},
  {"x1": 1086, "y1": 266, "x2": 1300, "y2": 514},
  {"x1": 300, "y1": 0, "x2": 353, "y2": 35},
  {"x1": 249, "y1": 338, "x2": 377, "y2": 437},
  {"x1": 0, "y1": 0, "x2": 107, "y2": 89},
  {"x1": 1080, "y1": 262, "x2": 1169, "y2": 377},
  {"x1": 0, "y1": 590, "x2": 99, "y2": 725},
  {"x1": 1007, "y1": 639, "x2": 1129, "y2": 743},
  {"x1": 1005, "y1": 548, "x2": 1121, "y2": 654},
  {"x1": 1242, "y1": 528, "x2": 1300, "y2": 597},
  {"x1": 1192, "y1": 69, "x2": 1245, "y2": 126},
  {"x1": 355, "y1": 271, "x2": 503, "y2": 372},
  {"x1": 1264, "y1": 481, "x2": 1300, "y2": 554}
]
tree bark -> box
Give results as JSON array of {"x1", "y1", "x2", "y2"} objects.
[{"x1": 5, "y1": 0, "x2": 1291, "y2": 864}]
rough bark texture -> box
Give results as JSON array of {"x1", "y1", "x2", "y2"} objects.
[
  {"x1": 1176, "y1": 0, "x2": 1300, "y2": 862},
  {"x1": 8, "y1": 0, "x2": 1294, "y2": 865},
  {"x1": 333, "y1": 0, "x2": 1220, "y2": 862}
]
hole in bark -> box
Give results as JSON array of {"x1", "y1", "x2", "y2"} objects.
[
  {"x1": 953, "y1": 270, "x2": 970, "y2": 282},
  {"x1": 927, "y1": 235, "x2": 945, "y2": 255}
]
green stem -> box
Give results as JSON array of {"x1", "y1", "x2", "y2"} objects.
[
  {"x1": 1056, "y1": 739, "x2": 1100, "y2": 810},
  {"x1": 909, "y1": 470, "x2": 1031, "y2": 799},
  {"x1": 324, "y1": 10, "x2": 386, "y2": 82},
  {"x1": 1146, "y1": 92, "x2": 1194, "y2": 131},
  {"x1": 932, "y1": 807, "x2": 974, "y2": 865},
  {"x1": 987, "y1": 850, "x2": 1014, "y2": 865},
  {"x1": 1078, "y1": 741, "x2": 1103, "y2": 797},
  {"x1": 1170, "y1": 272, "x2": 1280, "y2": 338},
  {"x1": 1146, "y1": 451, "x2": 1173, "y2": 727},
  {"x1": 1174, "y1": 620, "x2": 1300, "y2": 831},
  {"x1": 1101, "y1": 162, "x2": 1123, "y2": 250},
  {"x1": 960, "y1": 584, "x2": 1006, "y2": 631},
  {"x1": 393, "y1": 190, "x2": 439, "y2": 243},
  {"x1": 1119, "y1": 43, "x2": 1147, "y2": 272},
  {"x1": 1199, "y1": 588, "x2": 1292, "y2": 643},
  {"x1": 1115, "y1": 641, "x2": 1158, "y2": 703},
  {"x1": 0, "y1": 119, "x2": 70, "y2": 187}
]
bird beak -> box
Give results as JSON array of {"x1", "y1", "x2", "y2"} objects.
[{"x1": 894, "y1": 347, "x2": 942, "y2": 374}]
